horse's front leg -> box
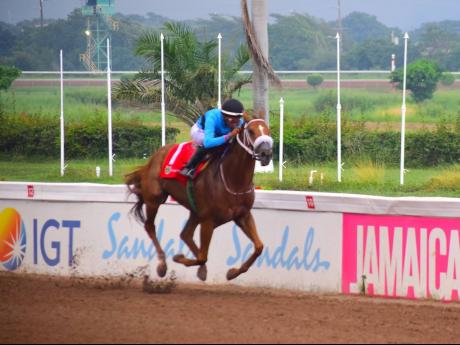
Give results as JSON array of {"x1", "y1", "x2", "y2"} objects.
[{"x1": 227, "y1": 212, "x2": 264, "y2": 280}]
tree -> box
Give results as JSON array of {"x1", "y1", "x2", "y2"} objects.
[
  {"x1": 113, "y1": 22, "x2": 251, "y2": 126},
  {"x1": 307, "y1": 74, "x2": 323, "y2": 89},
  {"x1": 241, "y1": 0, "x2": 280, "y2": 123},
  {"x1": 390, "y1": 60, "x2": 442, "y2": 103},
  {"x1": 342, "y1": 12, "x2": 397, "y2": 45},
  {"x1": 269, "y1": 13, "x2": 332, "y2": 70},
  {"x1": 344, "y1": 38, "x2": 402, "y2": 70},
  {"x1": 0, "y1": 65, "x2": 21, "y2": 91}
]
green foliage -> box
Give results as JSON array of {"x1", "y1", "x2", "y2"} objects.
[
  {"x1": 313, "y1": 90, "x2": 374, "y2": 115},
  {"x1": 307, "y1": 74, "x2": 324, "y2": 89},
  {"x1": 1, "y1": 10, "x2": 460, "y2": 71},
  {"x1": 342, "y1": 12, "x2": 397, "y2": 44},
  {"x1": 390, "y1": 60, "x2": 442, "y2": 103},
  {"x1": 440, "y1": 72, "x2": 456, "y2": 86},
  {"x1": 344, "y1": 39, "x2": 402, "y2": 70},
  {"x1": 269, "y1": 13, "x2": 332, "y2": 70},
  {"x1": 0, "y1": 65, "x2": 21, "y2": 91},
  {"x1": 412, "y1": 23, "x2": 460, "y2": 70},
  {"x1": 114, "y1": 22, "x2": 251, "y2": 126},
  {"x1": 270, "y1": 117, "x2": 460, "y2": 167},
  {"x1": 0, "y1": 113, "x2": 179, "y2": 159}
]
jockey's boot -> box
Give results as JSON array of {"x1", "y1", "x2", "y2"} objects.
[{"x1": 179, "y1": 146, "x2": 208, "y2": 178}]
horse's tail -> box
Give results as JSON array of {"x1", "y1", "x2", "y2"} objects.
[{"x1": 125, "y1": 167, "x2": 146, "y2": 223}]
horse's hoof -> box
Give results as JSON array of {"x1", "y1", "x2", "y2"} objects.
[
  {"x1": 197, "y1": 265, "x2": 207, "y2": 281},
  {"x1": 226, "y1": 268, "x2": 240, "y2": 281},
  {"x1": 157, "y1": 262, "x2": 167, "y2": 278},
  {"x1": 173, "y1": 254, "x2": 185, "y2": 263}
]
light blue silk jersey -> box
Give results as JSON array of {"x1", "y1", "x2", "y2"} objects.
[{"x1": 196, "y1": 108, "x2": 243, "y2": 149}]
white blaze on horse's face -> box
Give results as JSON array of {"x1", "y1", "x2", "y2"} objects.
[
  {"x1": 258, "y1": 125, "x2": 266, "y2": 136},
  {"x1": 245, "y1": 119, "x2": 273, "y2": 167}
]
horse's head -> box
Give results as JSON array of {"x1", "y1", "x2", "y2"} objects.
[{"x1": 237, "y1": 113, "x2": 273, "y2": 166}]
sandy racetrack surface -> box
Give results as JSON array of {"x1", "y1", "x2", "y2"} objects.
[{"x1": 1, "y1": 272, "x2": 460, "y2": 344}]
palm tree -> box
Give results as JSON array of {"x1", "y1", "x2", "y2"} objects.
[
  {"x1": 114, "y1": 22, "x2": 251, "y2": 126},
  {"x1": 241, "y1": 0, "x2": 280, "y2": 124}
]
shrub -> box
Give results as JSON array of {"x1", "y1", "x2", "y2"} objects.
[
  {"x1": 0, "y1": 114, "x2": 179, "y2": 159},
  {"x1": 390, "y1": 60, "x2": 442, "y2": 103},
  {"x1": 271, "y1": 118, "x2": 460, "y2": 167},
  {"x1": 0, "y1": 65, "x2": 21, "y2": 91},
  {"x1": 307, "y1": 74, "x2": 324, "y2": 89},
  {"x1": 440, "y1": 73, "x2": 455, "y2": 87}
]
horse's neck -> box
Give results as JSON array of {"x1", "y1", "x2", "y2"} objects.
[{"x1": 220, "y1": 135, "x2": 255, "y2": 193}]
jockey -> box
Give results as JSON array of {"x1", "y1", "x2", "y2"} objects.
[{"x1": 179, "y1": 98, "x2": 245, "y2": 178}]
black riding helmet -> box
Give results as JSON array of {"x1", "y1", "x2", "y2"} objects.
[{"x1": 221, "y1": 99, "x2": 244, "y2": 117}]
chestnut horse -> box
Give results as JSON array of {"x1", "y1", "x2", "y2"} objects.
[{"x1": 125, "y1": 115, "x2": 273, "y2": 281}]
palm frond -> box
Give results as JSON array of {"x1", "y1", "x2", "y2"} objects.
[
  {"x1": 241, "y1": 0, "x2": 281, "y2": 86},
  {"x1": 113, "y1": 78, "x2": 161, "y2": 104}
]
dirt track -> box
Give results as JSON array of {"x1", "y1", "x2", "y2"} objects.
[{"x1": 1, "y1": 273, "x2": 460, "y2": 344}]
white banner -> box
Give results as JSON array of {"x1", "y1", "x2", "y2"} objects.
[{"x1": 0, "y1": 200, "x2": 342, "y2": 292}]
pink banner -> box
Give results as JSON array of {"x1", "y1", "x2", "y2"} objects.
[{"x1": 342, "y1": 213, "x2": 460, "y2": 300}]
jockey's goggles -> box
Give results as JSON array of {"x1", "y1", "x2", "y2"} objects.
[{"x1": 222, "y1": 110, "x2": 244, "y2": 117}]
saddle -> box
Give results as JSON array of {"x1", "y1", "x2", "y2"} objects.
[{"x1": 160, "y1": 142, "x2": 209, "y2": 185}]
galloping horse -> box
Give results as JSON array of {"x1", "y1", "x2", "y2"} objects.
[{"x1": 125, "y1": 114, "x2": 273, "y2": 281}]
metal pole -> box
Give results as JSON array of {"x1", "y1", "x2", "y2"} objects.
[
  {"x1": 60, "y1": 50, "x2": 65, "y2": 177},
  {"x1": 161, "y1": 33, "x2": 166, "y2": 147},
  {"x1": 107, "y1": 38, "x2": 113, "y2": 177},
  {"x1": 217, "y1": 33, "x2": 222, "y2": 109},
  {"x1": 336, "y1": 33, "x2": 342, "y2": 183},
  {"x1": 400, "y1": 32, "x2": 409, "y2": 186},
  {"x1": 40, "y1": 0, "x2": 44, "y2": 28},
  {"x1": 279, "y1": 98, "x2": 284, "y2": 182}
]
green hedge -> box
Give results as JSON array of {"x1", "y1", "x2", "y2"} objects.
[
  {"x1": 2, "y1": 113, "x2": 459, "y2": 167},
  {"x1": 0, "y1": 114, "x2": 179, "y2": 159},
  {"x1": 271, "y1": 120, "x2": 460, "y2": 167}
]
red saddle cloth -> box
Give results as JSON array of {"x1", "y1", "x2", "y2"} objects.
[{"x1": 160, "y1": 142, "x2": 207, "y2": 185}]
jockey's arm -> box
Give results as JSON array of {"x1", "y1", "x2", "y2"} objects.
[{"x1": 203, "y1": 115, "x2": 230, "y2": 149}]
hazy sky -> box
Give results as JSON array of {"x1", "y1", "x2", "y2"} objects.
[{"x1": 0, "y1": 0, "x2": 459, "y2": 30}]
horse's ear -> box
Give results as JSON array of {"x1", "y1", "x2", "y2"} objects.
[{"x1": 243, "y1": 111, "x2": 251, "y2": 123}]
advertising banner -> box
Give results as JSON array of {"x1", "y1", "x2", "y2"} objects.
[
  {"x1": 342, "y1": 213, "x2": 460, "y2": 301},
  {"x1": 0, "y1": 200, "x2": 342, "y2": 292}
]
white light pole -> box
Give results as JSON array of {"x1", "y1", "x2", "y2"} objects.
[
  {"x1": 279, "y1": 97, "x2": 284, "y2": 182},
  {"x1": 60, "y1": 49, "x2": 65, "y2": 177},
  {"x1": 400, "y1": 32, "x2": 409, "y2": 186},
  {"x1": 336, "y1": 32, "x2": 342, "y2": 183},
  {"x1": 107, "y1": 38, "x2": 113, "y2": 177},
  {"x1": 160, "y1": 32, "x2": 166, "y2": 147},
  {"x1": 217, "y1": 33, "x2": 222, "y2": 109}
]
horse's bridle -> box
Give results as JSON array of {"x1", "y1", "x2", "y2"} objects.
[
  {"x1": 236, "y1": 119, "x2": 274, "y2": 160},
  {"x1": 219, "y1": 119, "x2": 273, "y2": 196}
]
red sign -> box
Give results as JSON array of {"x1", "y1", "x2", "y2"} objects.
[
  {"x1": 306, "y1": 196, "x2": 315, "y2": 209},
  {"x1": 27, "y1": 185, "x2": 34, "y2": 198}
]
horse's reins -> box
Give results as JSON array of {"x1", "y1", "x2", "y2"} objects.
[
  {"x1": 220, "y1": 119, "x2": 273, "y2": 196},
  {"x1": 236, "y1": 119, "x2": 274, "y2": 160}
]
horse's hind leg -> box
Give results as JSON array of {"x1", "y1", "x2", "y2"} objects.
[
  {"x1": 227, "y1": 212, "x2": 264, "y2": 280},
  {"x1": 173, "y1": 220, "x2": 214, "y2": 271},
  {"x1": 145, "y1": 198, "x2": 168, "y2": 278}
]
